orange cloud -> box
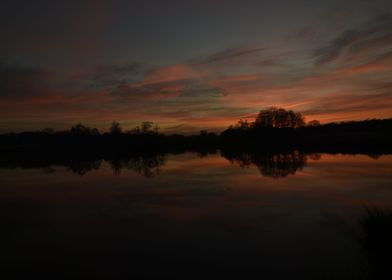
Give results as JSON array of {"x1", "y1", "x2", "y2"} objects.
[
  {"x1": 1, "y1": 26, "x2": 392, "y2": 134},
  {"x1": 140, "y1": 64, "x2": 202, "y2": 85}
]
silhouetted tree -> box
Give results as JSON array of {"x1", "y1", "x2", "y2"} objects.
[
  {"x1": 127, "y1": 122, "x2": 159, "y2": 135},
  {"x1": 141, "y1": 121, "x2": 154, "y2": 134},
  {"x1": 129, "y1": 126, "x2": 141, "y2": 134},
  {"x1": 109, "y1": 121, "x2": 122, "y2": 134},
  {"x1": 237, "y1": 119, "x2": 250, "y2": 130},
  {"x1": 153, "y1": 125, "x2": 160, "y2": 135},
  {"x1": 294, "y1": 112, "x2": 305, "y2": 128},
  {"x1": 254, "y1": 107, "x2": 276, "y2": 127},
  {"x1": 254, "y1": 107, "x2": 305, "y2": 128},
  {"x1": 200, "y1": 130, "x2": 208, "y2": 137},
  {"x1": 307, "y1": 120, "x2": 321, "y2": 127},
  {"x1": 70, "y1": 123, "x2": 99, "y2": 135},
  {"x1": 360, "y1": 207, "x2": 392, "y2": 279}
]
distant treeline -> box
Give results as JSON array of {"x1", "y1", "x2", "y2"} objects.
[
  {"x1": 221, "y1": 108, "x2": 392, "y2": 154},
  {"x1": 0, "y1": 121, "x2": 218, "y2": 162},
  {"x1": 1, "y1": 108, "x2": 392, "y2": 158}
]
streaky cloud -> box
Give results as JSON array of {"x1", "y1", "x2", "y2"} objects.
[{"x1": 313, "y1": 13, "x2": 392, "y2": 65}]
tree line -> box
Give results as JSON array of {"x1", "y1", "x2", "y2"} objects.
[
  {"x1": 233, "y1": 107, "x2": 320, "y2": 130},
  {"x1": 52, "y1": 121, "x2": 160, "y2": 136},
  {"x1": 23, "y1": 107, "x2": 318, "y2": 137},
  {"x1": 0, "y1": 107, "x2": 391, "y2": 156}
]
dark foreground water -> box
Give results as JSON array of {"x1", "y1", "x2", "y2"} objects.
[{"x1": 1, "y1": 152, "x2": 392, "y2": 279}]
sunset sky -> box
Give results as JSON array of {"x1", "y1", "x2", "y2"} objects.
[{"x1": 1, "y1": 0, "x2": 392, "y2": 133}]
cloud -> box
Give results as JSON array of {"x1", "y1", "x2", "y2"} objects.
[
  {"x1": 346, "y1": 33, "x2": 392, "y2": 61},
  {"x1": 111, "y1": 80, "x2": 185, "y2": 100},
  {"x1": 80, "y1": 39, "x2": 392, "y2": 132},
  {"x1": 105, "y1": 62, "x2": 228, "y2": 102},
  {"x1": 313, "y1": 14, "x2": 392, "y2": 65},
  {"x1": 92, "y1": 63, "x2": 143, "y2": 87},
  {"x1": 0, "y1": 1, "x2": 114, "y2": 70},
  {"x1": 142, "y1": 64, "x2": 202, "y2": 84},
  {"x1": 89, "y1": 46, "x2": 272, "y2": 105},
  {"x1": 1, "y1": 28, "x2": 391, "y2": 134},
  {"x1": 302, "y1": 92, "x2": 392, "y2": 122},
  {"x1": 199, "y1": 46, "x2": 265, "y2": 64},
  {"x1": 314, "y1": 29, "x2": 368, "y2": 65},
  {"x1": 0, "y1": 62, "x2": 54, "y2": 98}
]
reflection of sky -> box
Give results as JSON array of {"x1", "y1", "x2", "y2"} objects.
[
  {"x1": 1, "y1": 1, "x2": 392, "y2": 133},
  {"x1": 1, "y1": 153, "x2": 392, "y2": 278}
]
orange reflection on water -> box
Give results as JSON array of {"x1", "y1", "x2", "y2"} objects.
[{"x1": 1, "y1": 152, "x2": 392, "y2": 279}]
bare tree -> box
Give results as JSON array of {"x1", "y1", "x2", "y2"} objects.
[
  {"x1": 141, "y1": 121, "x2": 154, "y2": 133},
  {"x1": 307, "y1": 120, "x2": 321, "y2": 127},
  {"x1": 254, "y1": 107, "x2": 305, "y2": 128},
  {"x1": 237, "y1": 119, "x2": 250, "y2": 130},
  {"x1": 70, "y1": 123, "x2": 99, "y2": 135},
  {"x1": 109, "y1": 121, "x2": 122, "y2": 134}
]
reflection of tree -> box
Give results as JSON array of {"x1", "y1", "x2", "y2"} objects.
[
  {"x1": 368, "y1": 154, "x2": 381, "y2": 160},
  {"x1": 43, "y1": 167, "x2": 56, "y2": 174},
  {"x1": 67, "y1": 160, "x2": 102, "y2": 176},
  {"x1": 360, "y1": 207, "x2": 392, "y2": 279},
  {"x1": 223, "y1": 150, "x2": 307, "y2": 178},
  {"x1": 254, "y1": 152, "x2": 307, "y2": 178},
  {"x1": 108, "y1": 154, "x2": 166, "y2": 177},
  {"x1": 308, "y1": 153, "x2": 322, "y2": 161}
]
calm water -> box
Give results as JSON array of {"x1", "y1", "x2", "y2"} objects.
[{"x1": 1, "y1": 152, "x2": 392, "y2": 279}]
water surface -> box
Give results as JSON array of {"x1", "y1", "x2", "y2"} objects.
[{"x1": 1, "y1": 152, "x2": 392, "y2": 279}]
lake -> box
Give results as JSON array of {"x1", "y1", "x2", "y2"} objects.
[{"x1": 1, "y1": 152, "x2": 392, "y2": 279}]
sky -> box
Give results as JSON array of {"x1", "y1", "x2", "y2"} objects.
[{"x1": 1, "y1": 0, "x2": 392, "y2": 133}]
